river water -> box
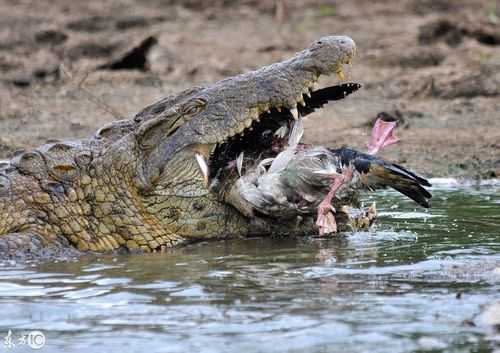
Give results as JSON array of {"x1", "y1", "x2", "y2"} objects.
[{"x1": 0, "y1": 185, "x2": 499, "y2": 352}]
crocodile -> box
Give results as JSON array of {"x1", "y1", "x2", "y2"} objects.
[{"x1": 0, "y1": 36, "x2": 390, "y2": 260}]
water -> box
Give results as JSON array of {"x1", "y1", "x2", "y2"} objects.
[{"x1": 0, "y1": 186, "x2": 499, "y2": 353}]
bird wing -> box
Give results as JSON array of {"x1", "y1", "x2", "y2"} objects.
[{"x1": 332, "y1": 147, "x2": 432, "y2": 208}]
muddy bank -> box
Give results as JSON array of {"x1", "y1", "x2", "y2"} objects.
[{"x1": 0, "y1": 0, "x2": 499, "y2": 179}]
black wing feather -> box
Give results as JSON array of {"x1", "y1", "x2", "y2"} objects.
[{"x1": 330, "y1": 147, "x2": 432, "y2": 208}]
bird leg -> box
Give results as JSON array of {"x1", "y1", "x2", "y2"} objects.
[
  {"x1": 316, "y1": 166, "x2": 353, "y2": 235},
  {"x1": 366, "y1": 118, "x2": 399, "y2": 155}
]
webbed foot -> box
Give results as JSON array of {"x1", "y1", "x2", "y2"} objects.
[
  {"x1": 316, "y1": 203, "x2": 337, "y2": 235},
  {"x1": 366, "y1": 118, "x2": 399, "y2": 155},
  {"x1": 315, "y1": 166, "x2": 354, "y2": 235}
]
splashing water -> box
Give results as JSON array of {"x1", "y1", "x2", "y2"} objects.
[{"x1": 0, "y1": 185, "x2": 499, "y2": 353}]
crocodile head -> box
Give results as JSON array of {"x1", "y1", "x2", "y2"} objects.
[{"x1": 129, "y1": 35, "x2": 358, "y2": 239}]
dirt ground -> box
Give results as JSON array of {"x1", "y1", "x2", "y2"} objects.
[{"x1": 0, "y1": 0, "x2": 499, "y2": 179}]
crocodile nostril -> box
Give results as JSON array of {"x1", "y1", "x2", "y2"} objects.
[{"x1": 317, "y1": 41, "x2": 323, "y2": 44}]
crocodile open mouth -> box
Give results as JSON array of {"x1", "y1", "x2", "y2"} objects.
[{"x1": 207, "y1": 82, "x2": 362, "y2": 185}]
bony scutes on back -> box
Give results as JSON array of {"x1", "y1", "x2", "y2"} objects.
[{"x1": 0, "y1": 35, "x2": 430, "y2": 260}]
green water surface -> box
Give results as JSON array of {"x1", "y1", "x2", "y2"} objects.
[{"x1": 0, "y1": 185, "x2": 499, "y2": 353}]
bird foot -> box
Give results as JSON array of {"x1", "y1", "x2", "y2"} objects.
[
  {"x1": 316, "y1": 203, "x2": 337, "y2": 235},
  {"x1": 314, "y1": 166, "x2": 353, "y2": 236},
  {"x1": 366, "y1": 118, "x2": 399, "y2": 155}
]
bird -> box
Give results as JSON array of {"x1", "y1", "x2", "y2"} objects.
[{"x1": 225, "y1": 117, "x2": 432, "y2": 235}]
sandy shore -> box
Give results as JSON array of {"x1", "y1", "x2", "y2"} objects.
[{"x1": 0, "y1": 0, "x2": 499, "y2": 179}]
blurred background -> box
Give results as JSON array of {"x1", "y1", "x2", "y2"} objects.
[{"x1": 0, "y1": 0, "x2": 499, "y2": 178}]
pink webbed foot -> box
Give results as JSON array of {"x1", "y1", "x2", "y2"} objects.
[
  {"x1": 366, "y1": 118, "x2": 400, "y2": 155},
  {"x1": 316, "y1": 203, "x2": 337, "y2": 235},
  {"x1": 315, "y1": 166, "x2": 354, "y2": 236}
]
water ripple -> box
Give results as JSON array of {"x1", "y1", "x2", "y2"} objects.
[{"x1": 0, "y1": 187, "x2": 498, "y2": 353}]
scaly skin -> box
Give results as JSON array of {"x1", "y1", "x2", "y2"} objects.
[
  {"x1": 0, "y1": 36, "x2": 372, "y2": 260},
  {"x1": 0, "y1": 139, "x2": 249, "y2": 256}
]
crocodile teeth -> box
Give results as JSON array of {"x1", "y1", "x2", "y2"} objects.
[
  {"x1": 336, "y1": 67, "x2": 345, "y2": 81},
  {"x1": 245, "y1": 119, "x2": 253, "y2": 128},
  {"x1": 195, "y1": 153, "x2": 209, "y2": 186},
  {"x1": 236, "y1": 152, "x2": 244, "y2": 177},
  {"x1": 290, "y1": 107, "x2": 299, "y2": 120},
  {"x1": 228, "y1": 128, "x2": 237, "y2": 138},
  {"x1": 274, "y1": 125, "x2": 289, "y2": 138}
]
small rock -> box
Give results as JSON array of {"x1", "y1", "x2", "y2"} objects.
[
  {"x1": 66, "y1": 16, "x2": 112, "y2": 32},
  {"x1": 35, "y1": 29, "x2": 68, "y2": 45},
  {"x1": 99, "y1": 36, "x2": 158, "y2": 71},
  {"x1": 418, "y1": 19, "x2": 464, "y2": 47}
]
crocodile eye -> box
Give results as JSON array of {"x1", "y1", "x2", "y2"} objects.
[
  {"x1": 185, "y1": 106, "x2": 201, "y2": 115},
  {"x1": 183, "y1": 98, "x2": 207, "y2": 116}
]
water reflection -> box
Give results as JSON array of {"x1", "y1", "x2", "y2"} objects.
[{"x1": 0, "y1": 186, "x2": 498, "y2": 353}]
